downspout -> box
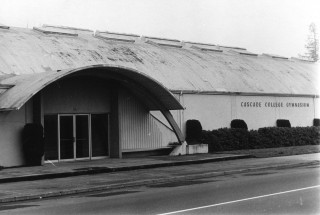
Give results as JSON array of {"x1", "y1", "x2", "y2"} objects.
[
  {"x1": 314, "y1": 95, "x2": 317, "y2": 119},
  {"x1": 179, "y1": 91, "x2": 183, "y2": 129}
]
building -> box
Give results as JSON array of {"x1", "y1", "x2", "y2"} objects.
[{"x1": 0, "y1": 24, "x2": 319, "y2": 167}]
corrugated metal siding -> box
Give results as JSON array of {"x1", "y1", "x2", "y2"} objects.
[
  {"x1": 151, "y1": 114, "x2": 178, "y2": 145},
  {"x1": 119, "y1": 89, "x2": 173, "y2": 150}
]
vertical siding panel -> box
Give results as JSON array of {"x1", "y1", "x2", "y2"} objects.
[{"x1": 119, "y1": 89, "x2": 169, "y2": 151}]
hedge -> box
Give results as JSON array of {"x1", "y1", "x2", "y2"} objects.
[
  {"x1": 231, "y1": 119, "x2": 248, "y2": 130},
  {"x1": 186, "y1": 119, "x2": 202, "y2": 144},
  {"x1": 22, "y1": 123, "x2": 44, "y2": 166},
  {"x1": 202, "y1": 126, "x2": 320, "y2": 152},
  {"x1": 276, "y1": 119, "x2": 291, "y2": 128}
]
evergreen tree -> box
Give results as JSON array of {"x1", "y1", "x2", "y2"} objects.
[{"x1": 299, "y1": 23, "x2": 319, "y2": 62}]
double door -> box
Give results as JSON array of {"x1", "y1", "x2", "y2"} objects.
[
  {"x1": 59, "y1": 115, "x2": 89, "y2": 160},
  {"x1": 44, "y1": 114, "x2": 109, "y2": 162}
]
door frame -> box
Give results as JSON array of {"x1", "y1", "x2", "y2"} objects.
[
  {"x1": 58, "y1": 114, "x2": 90, "y2": 161},
  {"x1": 44, "y1": 113, "x2": 110, "y2": 163},
  {"x1": 90, "y1": 113, "x2": 110, "y2": 160}
]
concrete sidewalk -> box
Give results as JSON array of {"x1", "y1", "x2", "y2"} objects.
[
  {"x1": 0, "y1": 153, "x2": 252, "y2": 183},
  {"x1": 0, "y1": 153, "x2": 319, "y2": 203}
]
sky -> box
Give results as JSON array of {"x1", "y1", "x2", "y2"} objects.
[{"x1": 0, "y1": 0, "x2": 319, "y2": 58}]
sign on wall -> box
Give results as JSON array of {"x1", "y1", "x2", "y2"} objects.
[
  {"x1": 240, "y1": 101, "x2": 310, "y2": 108},
  {"x1": 236, "y1": 96, "x2": 315, "y2": 129}
]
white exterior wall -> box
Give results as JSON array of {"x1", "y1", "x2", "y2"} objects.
[
  {"x1": 276, "y1": 97, "x2": 315, "y2": 127},
  {"x1": 236, "y1": 96, "x2": 315, "y2": 129},
  {"x1": 0, "y1": 101, "x2": 33, "y2": 167},
  {"x1": 181, "y1": 94, "x2": 232, "y2": 131},
  {"x1": 119, "y1": 89, "x2": 177, "y2": 151},
  {"x1": 180, "y1": 93, "x2": 317, "y2": 131}
]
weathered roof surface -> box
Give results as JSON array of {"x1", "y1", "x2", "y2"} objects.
[{"x1": 0, "y1": 26, "x2": 319, "y2": 98}]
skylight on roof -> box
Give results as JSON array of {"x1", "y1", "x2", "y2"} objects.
[
  {"x1": 0, "y1": 84, "x2": 14, "y2": 89},
  {"x1": 144, "y1": 36, "x2": 182, "y2": 48},
  {"x1": 191, "y1": 45, "x2": 222, "y2": 52},
  {"x1": 42, "y1": 24, "x2": 93, "y2": 34},
  {"x1": 95, "y1": 31, "x2": 139, "y2": 43},
  {"x1": 263, "y1": 53, "x2": 289, "y2": 60},
  {"x1": 229, "y1": 49, "x2": 258, "y2": 56},
  {"x1": 219, "y1": 45, "x2": 246, "y2": 50},
  {"x1": 0, "y1": 24, "x2": 10, "y2": 29},
  {"x1": 33, "y1": 27, "x2": 78, "y2": 36},
  {"x1": 291, "y1": 57, "x2": 314, "y2": 63},
  {"x1": 184, "y1": 41, "x2": 222, "y2": 52}
]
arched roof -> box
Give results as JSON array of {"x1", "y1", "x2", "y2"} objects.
[
  {"x1": 0, "y1": 26, "x2": 319, "y2": 97},
  {"x1": 0, "y1": 65, "x2": 183, "y2": 111}
]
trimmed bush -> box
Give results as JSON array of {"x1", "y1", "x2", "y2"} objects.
[
  {"x1": 202, "y1": 126, "x2": 320, "y2": 152},
  {"x1": 186, "y1": 119, "x2": 202, "y2": 144},
  {"x1": 276, "y1": 119, "x2": 291, "y2": 128},
  {"x1": 314, "y1": 118, "x2": 320, "y2": 127},
  {"x1": 22, "y1": 123, "x2": 44, "y2": 166},
  {"x1": 231, "y1": 119, "x2": 248, "y2": 130}
]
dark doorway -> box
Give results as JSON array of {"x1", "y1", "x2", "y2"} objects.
[{"x1": 44, "y1": 114, "x2": 108, "y2": 162}]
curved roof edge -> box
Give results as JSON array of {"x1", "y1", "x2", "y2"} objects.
[{"x1": 0, "y1": 64, "x2": 183, "y2": 111}]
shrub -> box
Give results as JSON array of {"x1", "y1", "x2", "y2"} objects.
[
  {"x1": 314, "y1": 118, "x2": 320, "y2": 127},
  {"x1": 202, "y1": 130, "x2": 221, "y2": 152},
  {"x1": 186, "y1": 119, "x2": 202, "y2": 144},
  {"x1": 22, "y1": 123, "x2": 44, "y2": 166},
  {"x1": 231, "y1": 119, "x2": 248, "y2": 130},
  {"x1": 276, "y1": 119, "x2": 291, "y2": 128},
  {"x1": 202, "y1": 126, "x2": 320, "y2": 152}
]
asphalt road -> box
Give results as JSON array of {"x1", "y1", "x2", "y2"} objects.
[{"x1": 1, "y1": 165, "x2": 319, "y2": 215}]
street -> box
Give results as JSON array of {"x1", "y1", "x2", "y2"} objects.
[{"x1": 0, "y1": 164, "x2": 319, "y2": 215}]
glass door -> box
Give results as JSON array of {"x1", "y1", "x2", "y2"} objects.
[
  {"x1": 59, "y1": 114, "x2": 89, "y2": 160},
  {"x1": 75, "y1": 115, "x2": 89, "y2": 159},
  {"x1": 45, "y1": 113, "x2": 107, "y2": 162},
  {"x1": 59, "y1": 115, "x2": 74, "y2": 160}
]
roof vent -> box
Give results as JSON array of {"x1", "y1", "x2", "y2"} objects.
[
  {"x1": 42, "y1": 24, "x2": 93, "y2": 35},
  {"x1": 144, "y1": 36, "x2": 182, "y2": 48},
  {"x1": 229, "y1": 49, "x2": 258, "y2": 56},
  {"x1": 263, "y1": 53, "x2": 289, "y2": 60},
  {"x1": 95, "y1": 31, "x2": 139, "y2": 43},
  {"x1": 184, "y1": 41, "x2": 222, "y2": 52},
  {"x1": 0, "y1": 24, "x2": 10, "y2": 29},
  {"x1": 33, "y1": 27, "x2": 78, "y2": 36}
]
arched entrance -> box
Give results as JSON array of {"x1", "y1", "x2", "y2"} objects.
[{"x1": 0, "y1": 65, "x2": 185, "y2": 162}]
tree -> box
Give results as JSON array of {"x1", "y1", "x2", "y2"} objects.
[{"x1": 299, "y1": 23, "x2": 319, "y2": 62}]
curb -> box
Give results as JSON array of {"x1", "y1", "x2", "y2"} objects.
[
  {"x1": 0, "y1": 154, "x2": 253, "y2": 184},
  {"x1": 0, "y1": 160, "x2": 319, "y2": 203}
]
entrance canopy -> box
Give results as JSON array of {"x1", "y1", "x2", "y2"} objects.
[{"x1": 0, "y1": 64, "x2": 184, "y2": 111}]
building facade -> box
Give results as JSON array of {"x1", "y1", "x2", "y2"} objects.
[{"x1": 0, "y1": 24, "x2": 319, "y2": 167}]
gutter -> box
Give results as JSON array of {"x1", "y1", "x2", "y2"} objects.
[{"x1": 170, "y1": 90, "x2": 319, "y2": 98}]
